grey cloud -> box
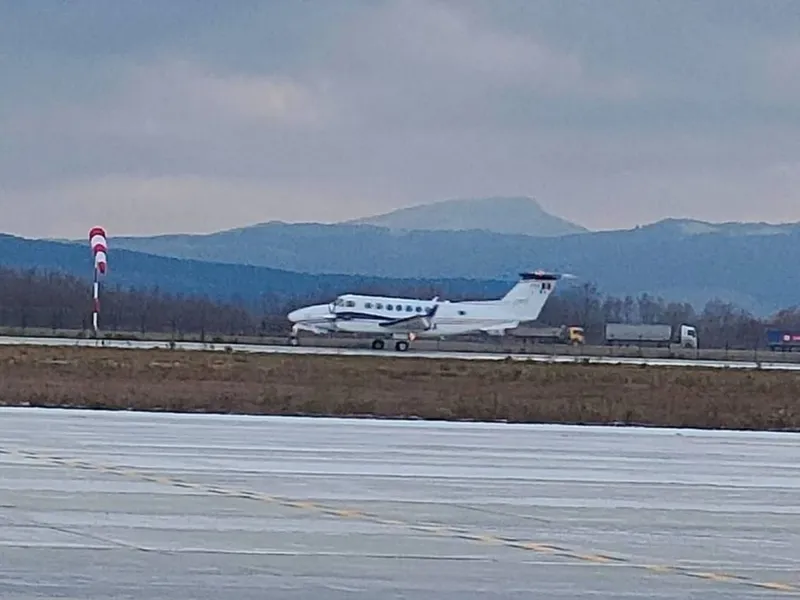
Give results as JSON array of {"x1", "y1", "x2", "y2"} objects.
[{"x1": 1, "y1": 0, "x2": 800, "y2": 237}]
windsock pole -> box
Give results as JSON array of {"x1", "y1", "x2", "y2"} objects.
[{"x1": 92, "y1": 266, "x2": 100, "y2": 338}]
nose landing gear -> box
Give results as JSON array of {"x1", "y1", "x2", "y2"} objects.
[{"x1": 288, "y1": 324, "x2": 301, "y2": 346}]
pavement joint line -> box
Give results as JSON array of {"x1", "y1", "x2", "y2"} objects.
[{"x1": 4, "y1": 446, "x2": 799, "y2": 595}]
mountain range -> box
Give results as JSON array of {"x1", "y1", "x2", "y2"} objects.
[
  {"x1": 344, "y1": 196, "x2": 588, "y2": 236},
  {"x1": 11, "y1": 196, "x2": 800, "y2": 317}
]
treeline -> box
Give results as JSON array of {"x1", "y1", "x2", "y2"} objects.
[
  {"x1": 537, "y1": 282, "x2": 797, "y2": 349},
  {"x1": 0, "y1": 268, "x2": 283, "y2": 339},
  {"x1": 1, "y1": 267, "x2": 800, "y2": 348}
]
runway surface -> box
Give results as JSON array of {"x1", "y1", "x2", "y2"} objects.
[
  {"x1": 2, "y1": 334, "x2": 800, "y2": 371},
  {"x1": 1, "y1": 408, "x2": 798, "y2": 598}
]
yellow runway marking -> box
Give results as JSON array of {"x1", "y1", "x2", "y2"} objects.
[
  {"x1": 284, "y1": 500, "x2": 319, "y2": 510},
  {"x1": 644, "y1": 564, "x2": 676, "y2": 574},
  {"x1": 573, "y1": 553, "x2": 615, "y2": 564},
  {"x1": 755, "y1": 582, "x2": 800, "y2": 592},
  {"x1": 3, "y1": 447, "x2": 798, "y2": 595},
  {"x1": 472, "y1": 534, "x2": 501, "y2": 545},
  {"x1": 324, "y1": 508, "x2": 363, "y2": 518},
  {"x1": 506, "y1": 541, "x2": 558, "y2": 553}
]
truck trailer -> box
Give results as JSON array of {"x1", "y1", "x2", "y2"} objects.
[
  {"x1": 604, "y1": 323, "x2": 698, "y2": 349},
  {"x1": 766, "y1": 329, "x2": 800, "y2": 352},
  {"x1": 512, "y1": 325, "x2": 585, "y2": 345}
]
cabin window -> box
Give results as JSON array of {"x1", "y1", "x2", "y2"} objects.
[
  {"x1": 415, "y1": 306, "x2": 422, "y2": 312},
  {"x1": 387, "y1": 304, "x2": 393, "y2": 310},
  {"x1": 405, "y1": 305, "x2": 413, "y2": 312},
  {"x1": 395, "y1": 304, "x2": 402, "y2": 311},
  {"x1": 345, "y1": 300, "x2": 355, "y2": 307},
  {"x1": 364, "y1": 302, "x2": 372, "y2": 309},
  {"x1": 375, "y1": 303, "x2": 383, "y2": 309},
  {"x1": 458, "y1": 310, "x2": 466, "y2": 316}
]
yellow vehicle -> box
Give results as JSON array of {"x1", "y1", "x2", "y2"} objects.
[
  {"x1": 513, "y1": 324, "x2": 585, "y2": 345},
  {"x1": 563, "y1": 326, "x2": 585, "y2": 345}
]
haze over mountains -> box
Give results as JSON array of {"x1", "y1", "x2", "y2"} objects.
[
  {"x1": 344, "y1": 196, "x2": 588, "y2": 236},
  {"x1": 7, "y1": 196, "x2": 800, "y2": 317}
]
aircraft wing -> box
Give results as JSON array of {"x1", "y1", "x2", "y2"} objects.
[
  {"x1": 479, "y1": 322, "x2": 520, "y2": 336},
  {"x1": 378, "y1": 305, "x2": 438, "y2": 331}
]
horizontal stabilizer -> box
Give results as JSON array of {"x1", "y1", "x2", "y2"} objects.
[{"x1": 518, "y1": 270, "x2": 576, "y2": 281}]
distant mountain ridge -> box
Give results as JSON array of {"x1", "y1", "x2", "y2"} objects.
[
  {"x1": 28, "y1": 197, "x2": 800, "y2": 316},
  {"x1": 635, "y1": 217, "x2": 800, "y2": 237},
  {"x1": 100, "y1": 231, "x2": 800, "y2": 318},
  {"x1": 343, "y1": 196, "x2": 589, "y2": 236}
]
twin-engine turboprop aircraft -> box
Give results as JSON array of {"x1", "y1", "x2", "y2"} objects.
[{"x1": 287, "y1": 270, "x2": 570, "y2": 351}]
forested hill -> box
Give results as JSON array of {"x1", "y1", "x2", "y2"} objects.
[{"x1": 0, "y1": 234, "x2": 513, "y2": 310}]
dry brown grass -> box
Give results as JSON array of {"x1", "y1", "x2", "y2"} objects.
[{"x1": 0, "y1": 346, "x2": 798, "y2": 431}]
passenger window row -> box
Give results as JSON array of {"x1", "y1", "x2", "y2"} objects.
[
  {"x1": 366, "y1": 302, "x2": 427, "y2": 313},
  {"x1": 341, "y1": 299, "x2": 433, "y2": 313}
]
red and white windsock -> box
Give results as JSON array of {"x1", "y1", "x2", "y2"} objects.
[
  {"x1": 89, "y1": 226, "x2": 108, "y2": 274},
  {"x1": 88, "y1": 226, "x2": 108, "y2": 336}
]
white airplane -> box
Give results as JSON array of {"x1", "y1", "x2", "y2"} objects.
[{"x1": 286, "y1": 270, "x2": 571, "y2": 351}]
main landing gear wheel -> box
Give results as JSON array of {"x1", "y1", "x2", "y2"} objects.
[
  {"x1": 371, "y1": 339, "x2": 385, "y2": 350},
  {"x1": 289, "y1": 336, "x2": 299, "y2": 346},
  {"x1": 394, "y1": 340, "x2": 409, "y2": 352}
]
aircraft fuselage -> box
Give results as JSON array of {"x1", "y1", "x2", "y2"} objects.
[{"x1": 286, "y1": 271, "x2": 566, "y2": 350}]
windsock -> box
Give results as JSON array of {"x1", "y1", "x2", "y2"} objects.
[
  {"x1": 89, "y1": 226, "x2": 108, "y2": 274},
  {"x1": 88, "y1": 226, "x2": 108, "y2": 337}
]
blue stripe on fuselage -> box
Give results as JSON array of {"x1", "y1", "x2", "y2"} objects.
[{"x1": 333, "y1": 311, "x2": 395, "y2": 321}]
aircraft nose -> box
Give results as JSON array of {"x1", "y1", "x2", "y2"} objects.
[{"x1": 288, "y1": 304, "x2": 331, "y2": 322}]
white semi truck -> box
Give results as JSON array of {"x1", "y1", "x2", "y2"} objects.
[{"x1": 604, "y1": 323, "x2": 698, "y2": 349}]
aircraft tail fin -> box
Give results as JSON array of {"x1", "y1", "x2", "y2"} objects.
[{"x1": 499, "y1": 270, "x2": 572, "y2": 320}]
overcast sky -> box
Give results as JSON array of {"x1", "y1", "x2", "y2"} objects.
[{"x1": 2, "y1": 0, "x2": 800, "y2": 237}]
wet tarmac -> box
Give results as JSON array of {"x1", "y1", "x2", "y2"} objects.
[{"x1": 1, "y1": 408, "x2": 798, "y2": 598}]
